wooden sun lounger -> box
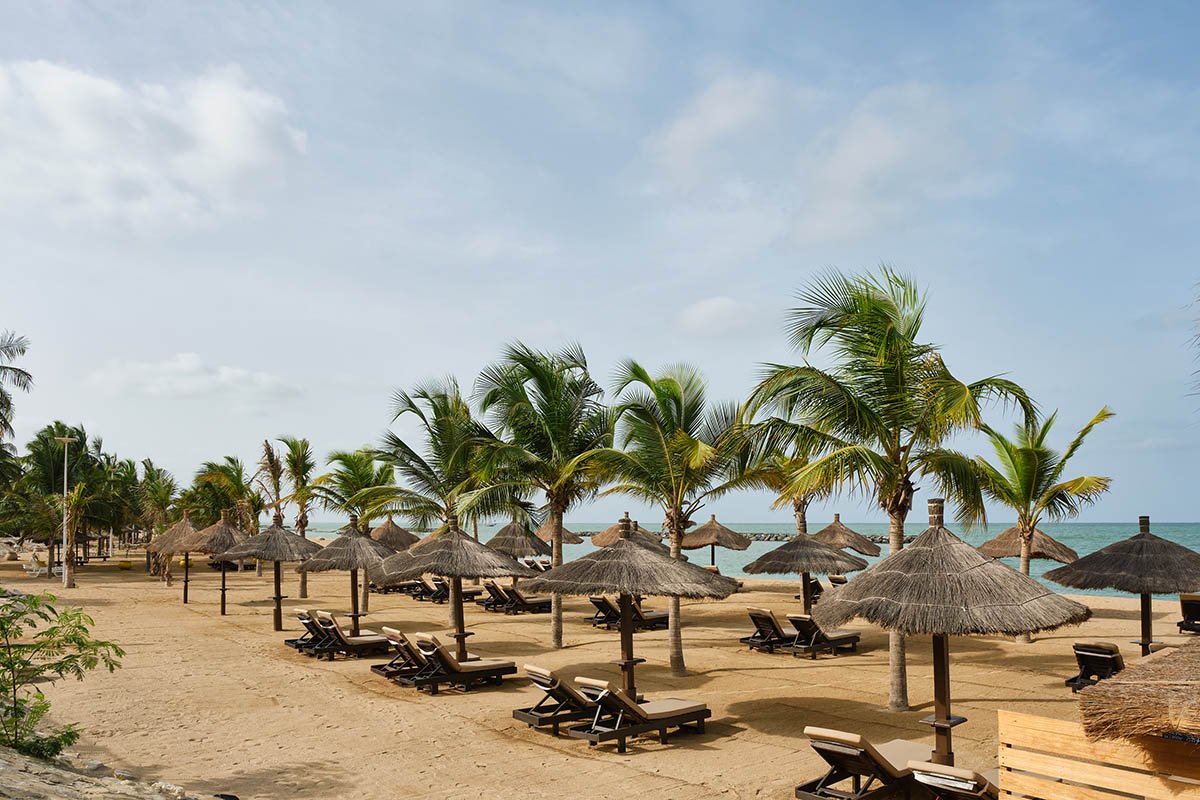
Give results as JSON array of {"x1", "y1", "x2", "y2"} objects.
[
  {"x1": 631, "y1": 602, "x2": 668, "y2": 630},
  {"x1": 567, "y1": 677, "x2": 711, "y2": 754},
  {"x1": 406, "y1": 634, "x2": 516, "y2": 694},
  {"x1": 505, "y1": 587, "x2": 551, "y2": 615},
  {"x1": 786, "y1": 614, "x2": 861, "y2": 659},
  {"x1": 740, "y1": 607, "x2": 795, "y2": 653},
  {"x1": 794, "y1": 577, "x2": 824, "y2": 604},
  {"x1": 290, "y1": 609, "x2": 340, "y2": 657},
  {"x1": 479, "y1": 581, "x2": 512, "y2": 612},
  {"x1": 908, "y1": 761, "x2": 999, "y2": 799},
  {"x1": 285, "y1": 608, "x2": 317, "y2": 650},
  {"x1": 512, "y1": 664, "x2": 597, "y2": 734},
  {"x1": 371, "y1": 627, "x2": 427, "y2": 680},
  {"x1": 589, "y1": 596, "x2": 621, "y2": 628},
  {"x1": 1065, "y1": 641, "x2": 1125, "y2": 692},
  {"x1": 796, "y1": 726, "x2": 930, "y2": 799},
  {"x1": 313, "y1": 611, "x2": 390, "y2": 660},
  {"x1": 1179, "y1": 593, "x2": 1200, "y2": 634}
]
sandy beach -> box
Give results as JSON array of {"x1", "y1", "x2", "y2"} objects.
[{"x1": 1, "y1": 557, "x2": 1187, "y2": 799}]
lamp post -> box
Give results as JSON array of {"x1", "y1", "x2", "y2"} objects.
[{"x1": 54, "y1": 436, "x2": 78, "y2": 588}]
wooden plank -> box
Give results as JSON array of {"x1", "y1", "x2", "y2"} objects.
[
  {"x1": 1000, "y1": 748, "x2": 1200, "y2": 800},
  {"x1": 1000, "y1": 769, "x2": 1126, "y2": 800},
  {"x1": 998, "y1": 710, "x2": 1200, "y2": 778}
]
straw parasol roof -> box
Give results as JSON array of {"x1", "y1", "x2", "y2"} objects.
[
  {"x1": 812, "y1": 514, "x2": 881, "y2": 557},
  {"x1": 300, "y1": 526, "x2": 394, "y2": 572},
  {"x1": 1044, "y1": 518, "x2": 1200, "y2": 595},
  {"x1": 388, "y1": 525, "x2": 536, "y2": 581},
  {"x1": 591, "y1": 519, "x2": 664, "y2": 548},
  {"x1": 978, "y1": 525, "x2": 1077, "y2": 564},
  {"x1": 814, "y1": 509, "x2": 1091, "y2": 637},
  {"x1": 743, "y1": 536, "x2": 868, "y2": 577},
  {"x1": 370, "y1": 548, "x2": 416, "y2": 585},
  {"x1": 219, "y1": 522, "x2": 322, "y2": 563},
  {"x1": 1079, "y1": 639, "x2": 1200, "y2": 742},
  {"x1": 369, "y1": 516, "x2": 420, "y2": 551},
  {"x1": 536, "y1": 520, "x2": 583, "y2": 545},
  {"x1": 183, "y1": 511, "x2": 247, "y2": 556},
  {"x1": 147, "y1": 513, "x2": 199, "y2": 555},
  {"x1": 680, "y1": 515, "x2": 751, "y2": 551},
  {"x1": 523, "y1": 537, "x2": 738, "y2": 599},
  {"x1": 487, "y1": 522, "x2": 552, "y2": 559}
]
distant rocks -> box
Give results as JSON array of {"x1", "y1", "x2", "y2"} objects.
[{"x1": 0, "y1": 746, "x2": 222, "y2": 799}]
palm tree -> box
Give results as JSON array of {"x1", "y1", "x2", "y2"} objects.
[
  {"x1": 948, "y1": 407, "x2": 1114, "y2": 577},
  {"x1": 256, "y1": 440, "x2": 287, "y2": 526},
  {"x1": 475, "y1": 342, "x2": 610, "y2": 648},
  {"x1": 593, "y1": 360, "x2": 753, "y2": 676},
  {"x1": 311, "y1": 449, "x2": 395, "y2": 529},
  {"x1": 56, "y1": 483, "x2": 91, "y2": 588},
  {"x1": 280, "y1": 436, "x2": 317, "y2": 598},
  {"x1": 138, "y1": 460, "x2": 178, "y2": 539},
  {"x1": 188, "y1": 457, "x2": 260, "y2": 531},
  {"x1": 746, "y1": 269, "x2": 1032, "y2": 711},
  {"x1": 0, "y1": 331, "x2": 32, "y2": 440}
]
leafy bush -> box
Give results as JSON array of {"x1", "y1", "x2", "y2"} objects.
[{"x1": 0, "y1": 592, "x2": 122, "y2": 758}]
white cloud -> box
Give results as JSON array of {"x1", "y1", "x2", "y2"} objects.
[
  {"x1": 90, "y1": 353, "x2": 301, "y2": 404},
  {"x1": 0, "y1": 61, "x2": 306, "y2": 229},
  {"x1": 677, "y1": 296, "x2": 757, "y2": 337}
]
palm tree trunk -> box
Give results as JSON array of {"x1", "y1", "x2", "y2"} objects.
[
  {"x1": 550, "y1": 506, "x2": 565, "y2": 649},
  {"x1": 64, "y1": 525, "x2": 77, "y2": 589},
  {"x1": 887, "y1": 511, "x2": 909, "y2": 711},
  {"x1": 667, "y1": 518, "x2": 686, "y2": 677},
  {"x1": 360, "y1": 569, "x2": 370, "y2": 613},
  {"x1": 471, "y1": 518, "x2": 480, "y2": 586},
  {"x1": 1018, "y1": 526, "x2": 1033, "y2": 643},
  {"x1": 793, "y1": 497, "x2": 809, "y2": 536},
  {"x1": 297, "y1": 510, "x2": 308, "y2": 599}
]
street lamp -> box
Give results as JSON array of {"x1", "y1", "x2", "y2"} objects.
[{"x1": 54, "y1": 436, "x2": 78, "y2": 588}]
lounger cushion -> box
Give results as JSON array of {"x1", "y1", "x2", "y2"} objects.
[
  {"x1": 909, "y1": 760, "x2": 998, "y2": 797},
  {"x1": 455, "y1": 657, "x2": 516, "y2": 673},
  {"x1": 1075, "y1": 641, "x2": 1121, "y2": 655},
  {"x1": 803, "y1": 727, "x2": 929, "y2": 780},
  {"x1": 786, "y1": 616, "x2": 858, "y2": 641},
  {"x1": 638, "y1": 698, "x2": 707, "y2": 720}
]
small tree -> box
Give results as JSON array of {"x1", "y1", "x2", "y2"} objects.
[{"x1": 0, "y1": 593, "x2": 123, "y2": 758}]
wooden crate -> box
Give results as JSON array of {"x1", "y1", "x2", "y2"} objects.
[{"x1": 998, "y1": 711, "x2": 1200, "y2": 799}]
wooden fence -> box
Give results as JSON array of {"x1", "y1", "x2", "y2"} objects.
[{"x1": 998, "y1": 711, "x2": 1200, "y2": 799}]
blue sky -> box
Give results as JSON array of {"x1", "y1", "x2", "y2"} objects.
[{"x1": 1, "y1": 1, "x2": 1196, "y2": 526}]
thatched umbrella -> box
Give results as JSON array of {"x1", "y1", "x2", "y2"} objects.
[
  {"x1": 525, "y1": 514, "x2": 737, "y2": 700},
  {"x1": 386, "y1": 515, "x2": 535, "y2": 661},
  {"x1": 978, "y1": 525, "x2": 1077, "y2": 565},
  {"x1": 681, "y1": 514, "x2": 751, "y2": 566},
  {"x1": 591, "y1": 516, "x2": 666, "y2": 550},
  {"x1": 815, "y1": 498, "x2": 1091, "y2": 766},
  {"x1": 743, "y1": 534, "x2": 868, "y2": 613},
  {"x1": 1045, "y1": 516, "x2": 1200, "y2": 657},
  {"x1": 812, "y1": 514, "x2": 881, "y2": 557},
  {"x1": 182, "y1": 510, "x2": 246, "y2": 615},
  {"x1": 370, "y1": 548, "x2": 416, "y2": 588},
  {"x1": 147, "y1": 512, "x2": 199, "y2": 599},
  {"x1": 1079, "y1": 638, "x2": 1200, "y2": 742},
  {"x1": 219, "y1": 521, "x2": 322, "y2": 631},
  {"x1": 487, "y1": 521, "x2": 552, "y2": 560},
  {"x1": 370, "y1": 514, "x2": 420, "y2": 551},
  {"x1": 536, "y1": 520, "x2": 583, "y2": 545},
  {"x1": 299, "y1": 516, "x2": 394, "y2": 635}
]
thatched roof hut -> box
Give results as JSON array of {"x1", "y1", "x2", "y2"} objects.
[
  {"x1": 184, "y1": 510, "x2": 247, "y2": 556},
  {"x1": 536, "y1": 520, "x2": 583, "y2": 545},
  {"x1": 978, "y1": 525, "x2": 1078, "y2": 564},
  {"x1": 369, "y1": 515, "x2": 420, "y2": 551},
  {"x1": 815, "y1": 498, "x2": 1090, "y2": 767},
  {"x1": 1080, "y1": 639, "x2": 1200, "y2": 742},
  {"x1": 680, "y1": 515, "x2": 751, "y2": 551},
  {"x1": 486, "y1": 522, "x2": 552, "y2": 559},
  {"x1": 812, "y1": 514, "x2": 881, "y2": 557},
  {"x1": 147, "y1": 513, "x2": 199, "y2": 555}
]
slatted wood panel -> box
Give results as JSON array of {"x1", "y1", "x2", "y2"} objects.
[{"x1": 998, "y1": 711, "x2": 1200, "y2": 800}]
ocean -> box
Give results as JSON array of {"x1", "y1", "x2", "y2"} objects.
[{"x1": 306, "y1": 520, "x2": 1200, "y2": 600}]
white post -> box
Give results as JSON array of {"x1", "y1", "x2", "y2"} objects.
[{"x1": 54, "y1": 436, "x2": 78, "y2": 588}]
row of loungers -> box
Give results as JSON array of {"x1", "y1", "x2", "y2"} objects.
[
  {"x1": 285, "y1": 610, "x2": 391, "y2": 661},
  {"x1": 477, "y1": 581, "x2": 552, "y2": 614},
  {"x1": 588, "y1": 596, "x2": 668, "y2": 631},
  {"x1": 796, "y1": 727, "x2": 998, "y2": 799},
  {"x1": 513, "y1": 665, "x2": 711, "y2": 754},
  {"x1": 741, "y1": 607, "x2": 862, "y2": 658},
  {"x1": 370, "y1": 628, "x2": 517, "y2": 694}
]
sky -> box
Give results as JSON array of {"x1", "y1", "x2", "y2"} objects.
[{"x1": 1, "y1": 1, "x2": 1198, "y2": 526}]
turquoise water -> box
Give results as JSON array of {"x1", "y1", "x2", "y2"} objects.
[{"x1": 308, "y1": 520, "x2": 1200, "y2": 600}]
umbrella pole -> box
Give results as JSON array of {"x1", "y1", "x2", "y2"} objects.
[
  {"x1": 1139, "y1": 592, "x2": 1153, "y2": 657},
  {"x1": 710, "y1": 544, "x2": 716, "y2": 567},
  {"x1": 616, "y1": 594, "x2": 644, "y2": 701},
  {"x1": 272, "y1": 561, "x2": 283, "y2": 632},
  {"x1": 144, "y1": 550, "x2": 151, "y2": 573},
  {"x1": 350, "y1": 569, "x2": 360, "y2": 637},
  {"x1": 183, "y1": 552, "x2": 190, "y2": 604},
  {"x1": 801, "y1": 571, "x2": 812, "y2": 615},
  {"x1": 924, "y1": 633, "x2": 964, "y2": 766},
  {"x1": 220, "y1": 562, "x2": 227, "y2": 616},
  {"x1": 449, "y1": 577, "x2": 469, "y2": 662}
]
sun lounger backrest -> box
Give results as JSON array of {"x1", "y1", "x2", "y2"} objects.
[
  {"x1": 525, "y1": 664, "x2": 593, "y2": 708},
  {"x1": 314, "y1": 611, "x2": 353, "y2": 647},
  {"x1": 787, "y1": 613, "x2": 826, "y2": 643},
  {"x1": 416, "y1": 634, "x2": 463, "y2": 673},
  {"x1": 747, "y1": 607, "x2": 785, "y2": 638},
  {"x1": 1182, "y1": 594, "x2": 1200, "y2": 619},
  {"x1": 829, "y1": 574, "x2": 848, "y2": 586},
  {"x1": 574, "y1": 677, "x2": 648, "y2": 723},
  {"x1": 1074, "y1": 642, "x2": 1125, "y2": 674},
  {"x1": 908, "y1": 761, "x2": 996, "y2": 798},
  {"x1": 803, "y1": 726, "x2": 910, "y2": 781}
]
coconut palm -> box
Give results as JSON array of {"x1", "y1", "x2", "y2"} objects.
[
  {"x1": 187, "y1": 457, "x2": 261, "y2": 532},
  {"x1": 55, "y1": 483, "x2": 91, "y2": 588},
  {"x1": 0, "y1": 331, "x2": 32, "y2": 440},
  {"x1": 592, "y1": 360, "x2": 754, "y2": 676},
  {"x1": 138, "y1": 460, "x2": 178, "y2": 537},
  {"x1": 311, "y1": 449, "x2": 395, "y2": 530},
  {"x1": 280, "y1": 436, "x2": 317, "y2": 597},
  {"x1": 746, "y1": 269, "x2": 1032, "y2": 711},
  {"x1": 256, "y1": 440, "x2": 287, "y2": 525},
  {"x1": 474, "y1": 342, "x2": 610, "y2": 648},
  {"x1": 945, "y1": 408, "x2": 1114, "y2": 577}
]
